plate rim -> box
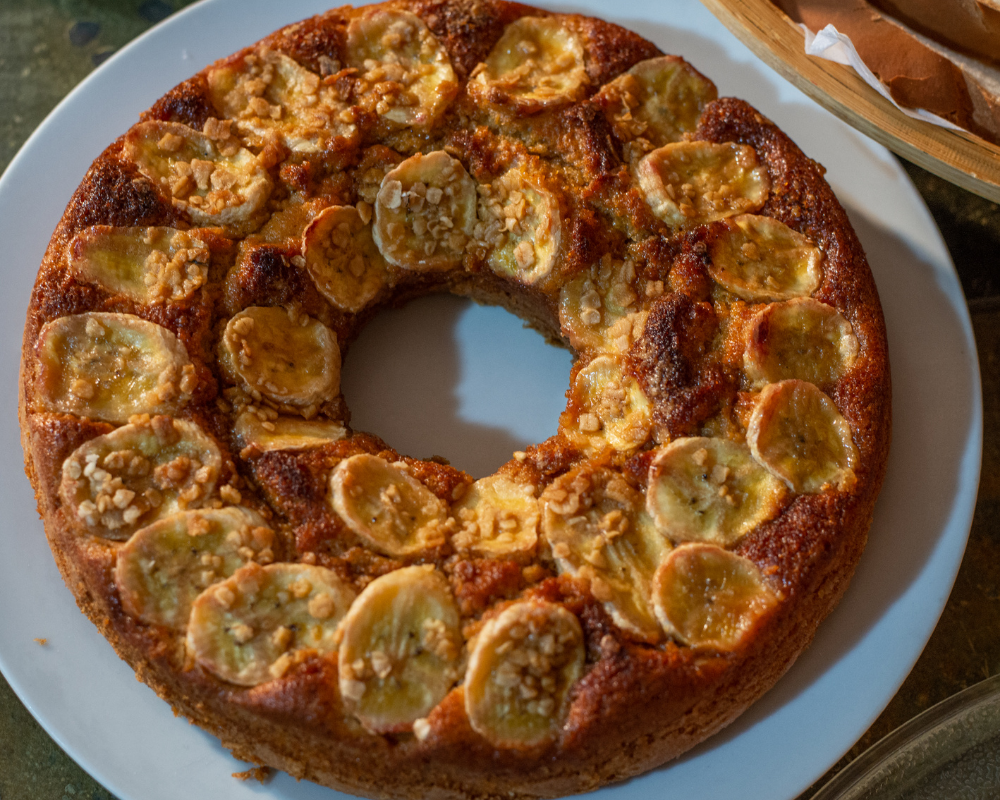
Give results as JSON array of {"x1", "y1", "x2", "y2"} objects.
[{"x1": 0, "y1": 1, "x2": 982, "y2": 799}]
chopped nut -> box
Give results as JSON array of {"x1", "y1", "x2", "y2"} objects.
[
  {"x1": 269, "y1": 653, "x2": 293, "y2": 679},
  {"x1": 157, "y1": 132, "x2": 184, "y2": 152},
  {"x1": 230, "y1": 623, "x2": 254, "y2": 644},
  {"x1": 412, "y1": 718, "x2": 431, "y2": 741},
  {"x1": 379, "y1": 179, "x2": 403, "y2": 210},
  {"x1": 341, "y1": 678, "x2": 366, "y2": 702},
  {"x1": 369, "y1": 650, "x2": 393, "y2": 680},
  {"x1": 202, "y1": 117, "x2": 232, "y2": 140},
  {"x1": 578, "y1": 413, "x2": 601, "y2": 432},
  {"x1": 220, "y1": 485, "x2": 242, "y2": 504},
  {"x1": 271, "y1": 625, "x2": 294, "y2": 652},
  {"x1": 308, "y1": 592, "x2": 336, "y2": 619}
]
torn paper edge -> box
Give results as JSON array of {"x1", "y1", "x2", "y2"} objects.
[{"x1": 799, "y1": 23, "x2": 965, "y2": 132}]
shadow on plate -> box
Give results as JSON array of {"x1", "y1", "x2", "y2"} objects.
[{"x1": 340, "y1": 293, "x2": 573, "y2": 479}]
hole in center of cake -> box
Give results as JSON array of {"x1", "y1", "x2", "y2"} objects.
[{"x1": 340, "y1": 294, "x2": 574, "y2": 477}]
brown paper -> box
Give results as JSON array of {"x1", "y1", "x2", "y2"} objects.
[{"x1": 774, "y1": 0, "x2": 1000, "y2": 144}]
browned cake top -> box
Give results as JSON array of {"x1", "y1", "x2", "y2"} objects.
[{"x1": 19, "y1": 2, "x2": 890, "y2": 797}]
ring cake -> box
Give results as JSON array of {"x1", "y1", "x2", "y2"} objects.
[{"x1": 19, "y1": 1, "x2": 891, "y2": 797}]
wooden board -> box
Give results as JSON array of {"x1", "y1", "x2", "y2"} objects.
[{"x1": 700, "y1": 0, "x2": 1000, "y2": 204}]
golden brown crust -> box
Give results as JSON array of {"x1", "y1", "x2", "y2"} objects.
[{"x1": 20, "y1": 2, "x2": 890, "y2": 798}]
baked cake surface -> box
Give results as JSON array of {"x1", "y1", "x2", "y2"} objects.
[{"x1": 19, "y1": 2, "x2": 891, "y2": 798}]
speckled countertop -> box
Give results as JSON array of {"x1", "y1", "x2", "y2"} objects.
[{"x1": 1, "y1": 2, "x2": 998, "y2": 799}]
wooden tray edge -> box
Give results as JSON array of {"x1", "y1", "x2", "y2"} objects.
[{"x1": 700, "y1": 0, "x2": 1000, "y2": 204}]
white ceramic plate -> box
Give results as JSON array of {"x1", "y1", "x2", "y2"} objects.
[
  {"x1": 812, "y1": 673, "x2": 1000, "y2": 799},
  {"x1": 0, "y1": 1, "x2": 981, "y2": 799}
]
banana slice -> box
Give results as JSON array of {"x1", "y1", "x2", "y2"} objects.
[
  {"x1": 465, "y1": 599, "x2": 584, "y2": 748},
  {"x1": 451, "y1": 474, "x2": 539, "y2": 558},
  {"x1": 115, "y1": 507, "x2": 275, "y2": 630},
  {"x1": 345, "y1": 9, "x2": 459, "y2": 126},
  {"x1": 474, "y1": 166, "x2": 561, "y2": 285},
  {"x1": 652, "y1": 543, "x2": 778, "y2": 650},
  {"x1": 706, "y1": 214, "x2": 823, "y2": 301},
  {"x1": 470, "y1": 17, "x2": 587, "y2": 112},
  {"x1": 372, "y1": 150, "x2": 476, "y2": 271},
  {"x1": 302, "y1": 205, "x2": 392, "y2": 313},
  {"x1": 541, "y1": 465, "x2": 668, "y2": 640},
  {"x1": 565, "y1": 355, "x2": 652, "y2": 454},
  {"x1": 744, "y1": 298, "x2": 858, "y2": 388},
  {"x1": 234, "y1": 411, "x2": 347, "y2": 453},
  {"x1": 595, "y1": 56, "x2": 717, "y2": 148},
  {"x1": 59, "y1": 416, "x2": 222, "y2": 541},
  {"x1": 636, "y1": 142, "x2": 769, "y2": 228},
  {"x1": 123, "y1": 120, "x2": 272, "y2": 235},
  {"x1": 207, "y1": 48, "x2": 355, "y2": 153},
  {"x1": 646, "y1": 437, "x2": 786, "y2": 547},
  {"x1": 219, "y1": 306, "x2": 341, "y2": 409},
  {"x1": 34, "y1": 312, "x2": 195, "y2": 424},
  {"x1": 329, "y1": 454, "x2": 450, "y2": 557},
  {"x1": 68, "y1": 226, "x2": 211, "y2": 304},
  {"x1": 559, "y1": 255, "x2": 646, "y2": 352},
  {"x1": 748, "y1": 379, "x2": 859, "y2": 493},
  {"x1": 188, "y1": 562, "x2": 355, "y2": 686},
  {"x1": 337, "y1": 565, "x2": 462, "y2": 733}
]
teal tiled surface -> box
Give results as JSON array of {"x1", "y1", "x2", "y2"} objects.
[{"x1": 1, "y1": 3, "x2": 999, "y2": 799}]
